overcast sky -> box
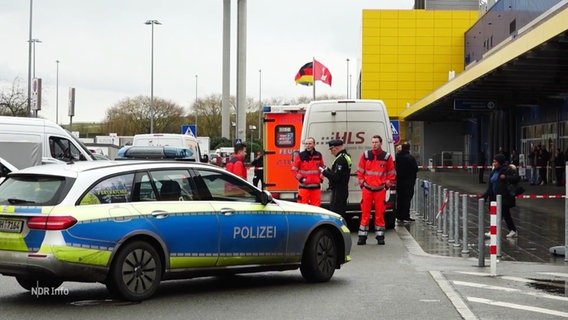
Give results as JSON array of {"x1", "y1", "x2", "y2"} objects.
[{"x1": 0, "y1": 0, "x2": 414, "y2": 124}]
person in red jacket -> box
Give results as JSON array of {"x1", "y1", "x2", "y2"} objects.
[
  {"x1": 292, "y1": 137, "x2": 324, "y2": 206},
  {"x1": 226, "y1": 143, "x2": 247, "y2": 180},
  {"x1": 356, "y1": 135, "x2": 396, "y2": 245}
]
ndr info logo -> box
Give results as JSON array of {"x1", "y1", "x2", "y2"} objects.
[{"x1": 31, "y1": 281, "x2": 69, "y2": 298}]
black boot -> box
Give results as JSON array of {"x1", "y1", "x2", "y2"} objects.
[
  {"x1": 357, "y1": 236, "x2": 367, "y2": 245},
  {"x1": 376, "y1": 235, "x2": 385, "y2": 245}
]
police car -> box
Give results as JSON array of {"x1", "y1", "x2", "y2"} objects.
[{"x1": 0, "y1": 161, "x2": 351, "y2": 301}]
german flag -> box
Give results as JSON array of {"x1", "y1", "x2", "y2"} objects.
[{"x1": 294, "y1": 62, "x2": 314, "y2": 86}]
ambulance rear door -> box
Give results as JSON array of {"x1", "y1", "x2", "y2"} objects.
[{"x1": 263, "y1": 111, "x2": 304, "y2": 201}]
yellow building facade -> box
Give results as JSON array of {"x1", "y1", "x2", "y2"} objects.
[{"x1": 361, "y1": 10, "x2": 479, "y2": 125}]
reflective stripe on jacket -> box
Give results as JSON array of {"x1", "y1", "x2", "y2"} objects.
[
  {"x1": 292, "y1": 149, "x2": 324, "y2": 189},
  {"x1": 357, "y1": 149, "x2": 396, "y2": 190}
]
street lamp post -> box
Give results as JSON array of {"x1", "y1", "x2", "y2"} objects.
[
  {"x1": 258, "y1": 69, "x2": 262, "y2": 140},
  {"x1": 55, "y1": 60, "x2": 59, "y2": 124},
  {"x1": 26, "y1": 0, "x2": 34, "y2": 116},
  {"x1": 31, "y1": 39, "x2": 41, "y2": 78},
  {"x1": 346, "y1": 58, "x2": 350, "y2": 99},
  {"x1": 195, "y1": 74, "x2": 198, "y2": 134},
  {"x1": 145, "y1": 19, "x2": 162, "y2": 133}
]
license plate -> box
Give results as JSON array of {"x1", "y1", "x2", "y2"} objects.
[{"x1": 0, "y1": 219, "x2": 24, "y2": 233}]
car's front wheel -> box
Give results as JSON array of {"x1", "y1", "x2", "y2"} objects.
[
  {"x1": 300, "y1": 229, "x2": 337, "y2": 282},
  {"x1": 106, "y1": 240, "x2": 162, "y2": 301}
]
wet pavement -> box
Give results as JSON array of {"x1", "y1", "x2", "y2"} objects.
[{"x1": 409, "y1": 169, "x2": 567, "y2": 266}]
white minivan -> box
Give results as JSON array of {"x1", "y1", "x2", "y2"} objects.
[
  {"x1": 299, "y1": 100, "x2": 396, "y2": 228},
  {"x1": 0, "y1": 116, "x2": 96, "y2": 171}
]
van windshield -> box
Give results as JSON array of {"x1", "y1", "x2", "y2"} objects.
[{"x1": 64, "y1": 129, "x2": 95, "y2": 160}]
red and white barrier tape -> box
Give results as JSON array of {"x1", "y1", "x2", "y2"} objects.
[
  {"x1": 418, "y1": 165, "x2": 565, "y2": 169},
  {"x1": 463, "y1": 193, "x2": 566, "y2": 199},
  {"x1": 435, "y1": 192, "x2": 449, "y2": 219}
]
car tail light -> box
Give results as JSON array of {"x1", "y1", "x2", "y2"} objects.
[
  {"x1": 27, "y1": 216, "x2": 78, "y2": 230},
  {"x1": 271, "y1": 192, "x2": 280, "y2": 199}
]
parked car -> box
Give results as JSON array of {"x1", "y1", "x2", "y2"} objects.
[
  {"x1": 115, "y1": 145, "x2": 195, "y2": 161},
  {"x1": 0, "y1": 161, "x2": 351, "y2": 301}
]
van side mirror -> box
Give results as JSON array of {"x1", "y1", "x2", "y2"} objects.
[
  {"x1": 0, "y1": 163, "x2": 11, "y2": 179},
  {"x1": 201, "y1": 154, "x2": 209, "y2": 163}
]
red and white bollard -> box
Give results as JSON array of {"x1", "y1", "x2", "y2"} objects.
[{"x1": 490, "y1": 201, "x2": 497, "y2": 275}]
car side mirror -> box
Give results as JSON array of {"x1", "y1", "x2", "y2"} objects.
[{"x1": 260, "y1": 190, "x2": 273, "y2": 205}]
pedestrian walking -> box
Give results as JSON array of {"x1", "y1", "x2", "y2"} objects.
[
  {"x1": 251, "y1": 151, "x2": 265, "y2": 189},
  {"x1": 395, "y1": 142, "x2": 418, "y2": 223},
  {"x1": 481, "y1": 153, "x2": 519, "y2": 238},
  {"x1": 356, "y1": 135, "x2": 396, "y2": 245},
  {"x1": 292, "y1": 137, "x2": 324, "y2": 206},
  {"x1": 537, "y1": 145, "x2": 550, "y2": 185},
  {"x1": 321, "y1": 139, "x2": 352, "y2": 221}
]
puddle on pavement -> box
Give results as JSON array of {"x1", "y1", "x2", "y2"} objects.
[{"x1": 527, "y1": 278, "x2": 567, "y2": 296}]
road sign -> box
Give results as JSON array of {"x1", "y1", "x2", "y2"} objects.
[
  {"x1": 235, "y1": 138, "x2": 242, "y2": 145},
  {"x1": 181, "y1": 125, "x2": 196, "y2": 136},
  {"x1": 390, "y1": 120, "x2": 400, "y2": 144}
]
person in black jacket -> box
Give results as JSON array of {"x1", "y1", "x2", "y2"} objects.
[
  {"x1": 481, "y1": 153, "x2": 520, "y2": 238},
  {"x1": 251, "y1": 151, "x2": 264, "y2": 189},
  {"x1": 321, "y1": 139, "x2": 352, "y2": 221},
  {"x1": 395, "y1": 142, "x2": 418, "y2": 222}
]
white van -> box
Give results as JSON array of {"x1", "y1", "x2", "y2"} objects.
[
  {"x1": 0, "y1": 116, "x2": 96, "y2": 170},
  {"x1": 132, "y1": 133, "x2": 208, "y2": 163},
  {"x1": 299, "y1": 100, "x2": 396, "y2": 228}
]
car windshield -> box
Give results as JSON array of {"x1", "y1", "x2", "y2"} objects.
[{"x1": 0, "y1": 175, "x2": 66, "y2": 205}]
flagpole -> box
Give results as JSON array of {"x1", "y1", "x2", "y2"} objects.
[{"x1": 312, "y1": 57, "x2": 316, "y2": 100}]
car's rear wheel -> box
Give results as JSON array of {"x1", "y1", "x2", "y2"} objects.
[
  {"x1": 15, "y1": 276, "x2": 63, "y2": 291},
  {"x1": 107, "y1": 240, "x2": 162, "y2": 301},
  {"x1": 300, "y1": 229, "x2": 337, "y2": 282}
]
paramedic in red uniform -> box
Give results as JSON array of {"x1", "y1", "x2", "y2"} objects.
[
  {"x1": 292, "y1": 137, "x2": 325, "y2": 206},
  {"x1": 226, "y1": 143, "x2": 247, "y2": 180},
  {"x1": 357, "y1": 135, "x2": 396, "y2": 245}
]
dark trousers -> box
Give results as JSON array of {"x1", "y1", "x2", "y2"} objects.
[
  {"x1": 330, "y1": 189, "x2": 348, "y2": 220},
  {"x1": 253, "y1": 170, "x2": 264, "y2": 189},
  {"x1": 396, "y1": 182, "x2": 415, "y2": 220},
  {"x1": 502, "y1": 205, "x2": 517, "y2": 232}
]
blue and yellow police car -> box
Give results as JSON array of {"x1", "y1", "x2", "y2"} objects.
[{"x1": 0, "y1": 160, "x2": 351, "y2": 301}]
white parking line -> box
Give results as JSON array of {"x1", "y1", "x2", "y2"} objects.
[
  {"x1": 467, "y1": 297, "x2": 568, "y2": 318},
  {"x1": 429, "y1": 271, "x2": 478, "y2": 320},
  {"x1": 454, "y1": 271, "x2": 494, "y2": 277},
  {"x1": 453, "y1": 280, "x2": 568, "y2": 302},
  {"x1": 539, "y1": 272, "x2": 568, "y2": 278}
]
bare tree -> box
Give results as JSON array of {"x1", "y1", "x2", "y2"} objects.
[
  {"x1": 190, "y1": 94, "x2": 236, "y2": 138},
  {"x1": 0, "y1": 78, "x2": 28, "y2": 117}
]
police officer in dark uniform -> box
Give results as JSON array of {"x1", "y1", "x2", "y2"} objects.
[{"x1": 321, "y1": 139, "x2": 352, "y2": 221}]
